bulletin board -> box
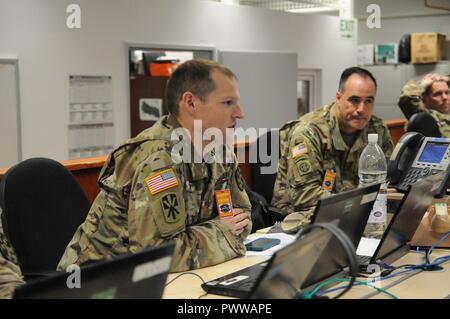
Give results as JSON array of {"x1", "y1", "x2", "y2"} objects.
[{"x1": 0, "y1": 59, "x2": 21, "y2": 167}]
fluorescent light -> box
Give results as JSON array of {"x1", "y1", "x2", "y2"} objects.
[{"x1": 287, "y1": 6, "x2": 338, "y2": 13}]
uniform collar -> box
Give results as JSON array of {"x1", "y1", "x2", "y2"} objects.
[
  {"x1": 328, "y1": 103, "x2": 347, "y2": 152},
  {"x1": 165, "y1": 113, "x2": 181, "y2": 130},
  {"x1": 187, "y1": 162, "x2": 209, "y2": 181}
]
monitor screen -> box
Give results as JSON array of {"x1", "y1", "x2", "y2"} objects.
[
  {"x1": 417, "y1": 141, "x2": 449, "y2": 164},
  {"x1": 375, "y1": 173, "x2": 444, "y2": 262}
]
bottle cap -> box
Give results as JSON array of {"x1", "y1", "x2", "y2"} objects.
[{"x1": 368, "y1": 133, "x2": 378, "y2": 144}]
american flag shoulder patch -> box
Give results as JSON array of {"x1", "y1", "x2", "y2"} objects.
[
  {"x1": 291, "y1": 143, "x2": 308, "y2": 159},
  {"x1": 145, "y1": 168, "x2": 180, "y2": 196}
]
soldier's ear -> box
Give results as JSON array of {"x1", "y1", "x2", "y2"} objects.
[
  {"x1": 336, "y1": 91, "x2": 342, "y2": 102},
  {"x1": 180, "y1": 91, "x2": 196, "y2": 115}
]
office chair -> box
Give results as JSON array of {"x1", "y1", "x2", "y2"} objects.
[
  {"x1": 247, "y1": 130, "x2": 286, "y2": 232},
  {"x1": 0, "y1": 158, "x2": 90, "y2": 279},
  {"x1": 407, "y1": 112, "x2": 441, "y2": 137},
  {"x1": 398, "y1": 96, "x2": 420, "y2": 120},
  {"x1": 249, "y1": 129, "x2": 280, "y2": 204}
]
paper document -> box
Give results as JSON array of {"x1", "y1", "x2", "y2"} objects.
[
  {"x1": 244, "y1": 233, "x2": 296, "y2": 256},
  {"x1": 356, "y1": 237, "x2": 381, "y2": 257}
]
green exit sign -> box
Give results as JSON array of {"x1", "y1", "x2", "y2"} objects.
[{"x1": 340, "y1": 19, "x2": 355, "y2": 39}]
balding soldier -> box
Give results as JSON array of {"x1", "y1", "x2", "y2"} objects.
[
  {"x1": 398, "y1": 73, "x2": 450, "y2": 136},
  {"x1": 272, "y1": 67, "x2": 394, "y2": 233},
  {"x1": 58, "y1": 59, "x2": 251, "y2": 272}
]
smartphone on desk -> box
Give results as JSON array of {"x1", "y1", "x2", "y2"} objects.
[{"x1": 245, "y1": 237, "x2": 281, "y2": 251}]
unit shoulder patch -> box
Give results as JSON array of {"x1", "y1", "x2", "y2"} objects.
[{"x1": 160, "y1": 193, "x2": 182, "y2": 223}]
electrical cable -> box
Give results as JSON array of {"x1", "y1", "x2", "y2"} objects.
[
  {"x1": 315, "y1": 232, "x2": 450, "y2": 298},
  {"x1": 297, "y1": 222, "x2": 359, "y2": 299},
  {"x1": 425, "y1": 231, "x2": 450, "y2": 264},
  {"x1": 165, "y1": 272, "x2": 206, "y2": 287}
]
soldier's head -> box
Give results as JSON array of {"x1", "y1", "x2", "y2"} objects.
[
  {"x1": 335, "y1": 67, "x2": 377, "y2": 134},
  {"x1": 422, "y1": 76, "x2": 450, "y2": 114},
  {"x1": 166, "y1": 59, "x2": 244, "y2": 138}
]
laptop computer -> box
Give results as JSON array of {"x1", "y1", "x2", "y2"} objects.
[
  {"x1": 13, "y1": 242, "x2": 175, "y2": 299},
  {"x1": 356, "y1": 172, "x2": 445, "y2": 271},
  {"x1": 299, "y1": 183, "x2": 381, "y2": 288},
  {"x1": 201, "y1": 226, "x2": 332, "y2": 298}
]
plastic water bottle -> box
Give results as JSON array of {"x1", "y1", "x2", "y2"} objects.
[{"x1": 358, "y1": 133, "x2": 387, "y2": 239}]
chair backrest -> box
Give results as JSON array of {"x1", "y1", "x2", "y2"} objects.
[
  {"x1": 407, "y1": 112, "x2": 442, "y2": 137},
  {"x1": 0, "y1": 158, "x2": 90, "y2": 275},
  {"x1": 249, "y1": 130, "x2": 280, "y2": 203}
]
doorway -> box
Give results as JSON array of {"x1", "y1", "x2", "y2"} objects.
[
  {"x1": 127, "y1": 44, "x2": 216, "y2": 137},
  {"x1": 297, "y1": 68, "x2": 322, "y2": 117}
]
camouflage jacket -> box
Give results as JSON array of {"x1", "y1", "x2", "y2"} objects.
[
  {"x1": 0, "y1": 221, "x2": 18, "y2": 266},
  {"x1": 0, "y1": 254, "x2": 23, "y2": 299},
  {"x1": 271, "y1": 103, "x2": 394, "y2": 233},
  {"x1": 398, "y1": 80, "x2": 450, "y2": 137},
  {"x1": 58, "y1": 115, "x2": 252, "y2": 272}
]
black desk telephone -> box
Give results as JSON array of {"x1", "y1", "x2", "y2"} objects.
[{"x1": 387, "y1": 132, "x2": 450, "y2": 197}]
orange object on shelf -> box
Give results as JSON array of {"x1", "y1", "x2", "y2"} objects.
[{"x1": 150, "y1": 62, "x2": 175, "y2": 77}]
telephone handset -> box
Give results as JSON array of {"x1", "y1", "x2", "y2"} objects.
[{"x1": 387, "y1": 132, "x2": 450, "y2": 197}]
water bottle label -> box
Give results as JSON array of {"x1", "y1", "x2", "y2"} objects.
[{"x1": 368, "y1": 193, "x2": 387, "y2": 223}]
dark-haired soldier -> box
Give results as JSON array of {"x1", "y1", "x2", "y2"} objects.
[{"x1": 272, "y1": 67, "x2": 394, "y2": 233}]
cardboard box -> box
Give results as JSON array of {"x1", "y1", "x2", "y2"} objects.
[
  {"x1": 357, "y1": 44, "x2": 374, "y2": 65},
  {"x1": 375, "y1": 43, "x2": 398, "y2": 64},
  {"x1": 411, "y1": 32, "x2": 446, "y2": 64}
]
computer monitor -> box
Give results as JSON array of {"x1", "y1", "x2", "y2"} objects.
[
  {"x1": 251, "y1": 227, "x2": 333, "y2": 299},
  {"x1": 14, "y1": 242, "x2": 175, "y2": 299}
]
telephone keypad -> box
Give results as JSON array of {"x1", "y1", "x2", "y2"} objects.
[{"x1": 397, "y1": 167, "x2": 443, "y2": 192}]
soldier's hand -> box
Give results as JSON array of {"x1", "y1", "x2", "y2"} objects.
[{"x1": 219, "y1": 208, "x2": 250, "y2": 236}]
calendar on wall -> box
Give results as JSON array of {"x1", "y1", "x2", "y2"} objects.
[{"x1": 68, "y1": 75, "x2": 114, "y2": 159}]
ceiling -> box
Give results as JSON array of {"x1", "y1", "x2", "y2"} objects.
[{"x1": 209, "y1": 0, "x2": 341, "y2": 14}]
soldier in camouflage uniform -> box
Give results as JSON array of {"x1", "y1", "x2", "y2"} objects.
[
  {"x1": 0, "y1": 211, "x2": 22, "y2": 298},
  {"x1": 58, "y1": 59, "x2": 251, "y2": 272},
  {"x1": 0, "y1": 252, "x2": 23, "y2": 299},
  {"x1": 272, "y1": 67, "x2": 394, "y2": 233},
  {"x1": 0, "y1": 211, "x2": 19, "y2": 266},
  {"x1": 398, "y1": 73, "x2": 450, "y2": 136}
]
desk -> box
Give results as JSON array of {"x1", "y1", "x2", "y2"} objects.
[
  {"x1": 163, "y1": 255, "x2": 268, "y2": 299},
  {"x1": 341, "y1": 249, "x2": 450, "y2": 299},
  {"x1": 0, "y1": 141, "x2": 253, "y2": 204},
  {"x1": 163, "y1": 249, "x2": 450, "y2": 299}
]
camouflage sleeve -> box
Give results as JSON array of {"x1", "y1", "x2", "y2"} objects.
[
  {"x1": 429, "y1": 110, "x2": 450, "y2": 137},
  {"x1": 128, "y1": 151, "x2": 250, "y2": 272},
  {"x1": 0, "y1": 255, "x2": 24, "y2": 299},
  {"x1": 57, "y1": 151, "x2": 134, "y2": 271},
  {"x1": 398, "y1": 80, "x2": 426, "y2": 118},
  {"x1": 229, "y1": 163, "x2": 252, "y2": 240},
  {"x1": 279, "y1": 125, "x2": 325, "y2": 233},
  {"x1": 0, "y1": 231, "x2": 18, "y2": 265}
]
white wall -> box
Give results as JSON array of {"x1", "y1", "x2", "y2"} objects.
[
  {"x1": 0, "y1": 0, "x2": 357, "y2": 161},
  {"x1": 355, "y1": 0, "x2": 450, "y2": 46},
  {"x1": 354, "y1": 0, "x2": 449, "y2": 19}
]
